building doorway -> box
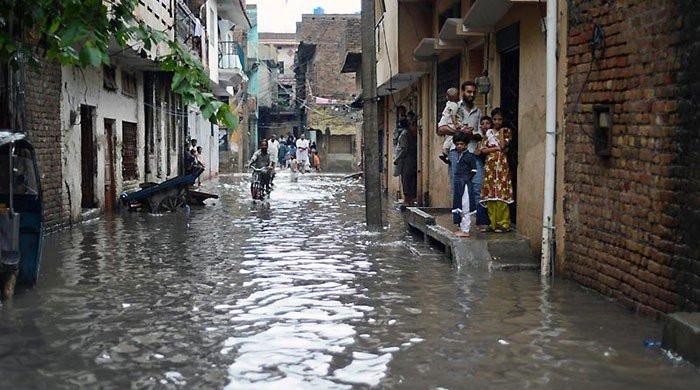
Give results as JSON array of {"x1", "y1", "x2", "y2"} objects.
[
  {"x1": 104, "y1": 119, "x2": 117, "y2": 212},
  {"x1": 80, "y1": 105, "x2": 96, "y2": 209},
  {"x1": 498, "y1": 23, "x2": 519, "y2": 224}
]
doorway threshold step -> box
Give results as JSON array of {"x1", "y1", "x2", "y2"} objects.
[{"x1": 404, "y1": 207, "x2": 538, "y2": 271}]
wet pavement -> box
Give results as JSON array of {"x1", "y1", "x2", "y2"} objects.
[{"x1": 0, "y1": 172, "x2": 699, "y2": 389}]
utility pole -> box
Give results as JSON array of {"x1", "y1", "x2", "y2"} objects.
[{"x1": 361, "y1": 0, "x2": 383, "y2": 229}]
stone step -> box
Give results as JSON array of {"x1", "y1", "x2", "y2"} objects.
[
  {"x1": 404, "y1": 207, "x2": 538, "y2": 271},
  {"x1": 662, "y1": 312, "x2": 700, "y2": 366}
]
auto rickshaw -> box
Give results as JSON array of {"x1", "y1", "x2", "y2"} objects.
[{"x1": 0, "y1": 131, "x2": 43, "y2": 300}]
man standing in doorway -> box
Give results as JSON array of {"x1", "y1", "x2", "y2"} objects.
[
  {"x1": 434, "y1": 81, "x2": 482, "y2": 225},
  {"x1": 296, "y1": 133, "x2": 310, "y2": 173},
  {"x1": 458, "y1": 81, "x2": 488, "y2": 227}
]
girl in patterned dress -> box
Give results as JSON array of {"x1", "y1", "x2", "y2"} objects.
[{"x1": 475, "y1": 108, "x2": 514, "y2": 233}]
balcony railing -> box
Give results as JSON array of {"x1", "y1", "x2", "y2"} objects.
[
  {"x1": 219, "y1": 41, "x2": 246, "y2": 70},
  {"x1": 175, "y1": 0, "x2": 203, "y2": 58}
]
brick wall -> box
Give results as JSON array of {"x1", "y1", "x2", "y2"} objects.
[
  {"x1": 564, "y1": 0, "x2": 698, "y2": 316},
  {"x1": 297, "y1": 14, "x2": 360, "y2": 100},
  {"x1": 24, "y1": 60, "x2": 65, "y2": 230}
]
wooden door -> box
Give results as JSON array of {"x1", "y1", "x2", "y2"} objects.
[
  {"x1": 80, "y1": 105, "x2": 96, "y2": 208},
  {"x1": 104, "y1": 119, "x2": 117, "y2": 212}
]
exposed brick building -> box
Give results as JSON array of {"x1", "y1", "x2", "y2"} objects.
[
  {"x1": 296, "y1": 14, "x2": 360, "y2": 100},
  {"x1": 24, "y1": 61, "x2": 65, "y2": 229},
  {"x1": 563, "y1": 0, "x2": 700, "y2": 316}
]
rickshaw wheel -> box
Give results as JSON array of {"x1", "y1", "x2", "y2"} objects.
[
  {"x1": 159, "y1": 194, "x2": 185, "y2": 212},
  {"x1": 1, "y1": 270, "x2": 18, "y2": 301}
]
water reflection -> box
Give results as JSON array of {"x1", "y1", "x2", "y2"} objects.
[{"x1": 0, "y1": 172, "x2": 698, "y2": 389}]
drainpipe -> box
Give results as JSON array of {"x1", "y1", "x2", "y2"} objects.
[{"x1": 541, "y1": 0, "x2": 557, "y2": 276}]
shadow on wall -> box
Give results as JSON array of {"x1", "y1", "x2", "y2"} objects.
[{"x1": 676, "y1": 0, "x2": 700, "y2": 312}]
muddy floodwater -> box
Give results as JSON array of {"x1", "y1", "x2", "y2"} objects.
[{"x1": 0, "y1": 173, "x2": 698, "y2": 389}]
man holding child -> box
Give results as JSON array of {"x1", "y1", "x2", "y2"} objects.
[{"x1": 437, "y1": 81, "x2": 488, "y2": 232}]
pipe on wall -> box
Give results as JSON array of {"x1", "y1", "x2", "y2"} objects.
[{"x1": 541, "y1": 0, "x2": 558, "y2": 276}]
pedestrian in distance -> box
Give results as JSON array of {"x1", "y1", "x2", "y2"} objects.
[
  {"x1": 451, "y1": 132, "x2": 478, "y2": 238},
  {"x1": 278, "y1": 141, "x2": 288, "y2": 167},
  {"x1": 311, "y1": 150, "x2": 321, "y2": 172},
  {"x1": 475, "y1": 108, "x2": 514, "y2": 233},
  {"x1": 296, "y1": 133, "x2": 311, "y2": 173},
  {"x1": 394, "y1": 112, "x2": 418, "y2": 205},
  {"x1": 268, "y1": 134, "x2": 280, "y2": 169},
  {"x1": 196, "y1": 146, "x2": 205, "y2": 187}
]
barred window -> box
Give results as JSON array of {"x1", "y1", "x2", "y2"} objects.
[
  {"x1": 103, "y1": 65, "x2": 117, "y2": 91},
  {"x1": 122, "y1": 121, "x2": 138, "y2": 180},
  {"x1": 122, "y1": 71, "x2": 137, "y2": 97}
]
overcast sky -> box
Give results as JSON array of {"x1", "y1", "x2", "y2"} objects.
[{"x1": 249, "y1": 0, "x2": 361, "y2": 33}]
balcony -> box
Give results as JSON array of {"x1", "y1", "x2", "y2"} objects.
[
  {"x1": 462, "y1": 0, "x2": 540, "y2": 31},
  {"x1": 219, "y1": 41, "x2": 247, "y2": 86},
  {"x1": 375, "y1": 1, "x2": 432, "y2": 96},
  {"x1": 174, "y1": 0, "x2": 203, "y2": 58}
]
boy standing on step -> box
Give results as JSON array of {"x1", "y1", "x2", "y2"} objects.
[{"x1": 452, "y1": 132, "x2": 477, "y2": 238}]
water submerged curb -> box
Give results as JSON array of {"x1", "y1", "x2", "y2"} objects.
[
  {"x1": 403, "y1": 207, "x2": 539, "y2": 271},
  {"x1": 663, "y1": 312, "x2": 700, "y2": 366}
]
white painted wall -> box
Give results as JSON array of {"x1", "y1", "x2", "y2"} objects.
[
  {"x1": 206, "y1": 0, "x2": 220, "y2": 83},
  {"x1": 60, "y1": 64, "x2": 145, "y2": 220}
]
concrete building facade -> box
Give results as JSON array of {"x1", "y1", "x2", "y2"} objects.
[{"x1": 1, "y1": 0, "x2": 250, "y2": 228}]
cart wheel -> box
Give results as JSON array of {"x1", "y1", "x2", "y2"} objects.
[
  {"x1": 1, "y1": 270, "x2": 18, "y2": 301},
  {"x1": 159, "y1": 195, "x2": 185, "y2": 212}
]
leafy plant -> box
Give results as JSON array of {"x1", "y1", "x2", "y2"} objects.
[{"x1": 0, "y1": 0, "x2": 237, "y2": 128}]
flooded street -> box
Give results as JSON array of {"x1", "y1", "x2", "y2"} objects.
[{"x1": 0, "y1": 173, "x2": 698, "y2": 389}]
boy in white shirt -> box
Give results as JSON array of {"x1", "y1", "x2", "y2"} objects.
[{"x1": 437, "y1": 88, "x2": 461, "y2": 165}]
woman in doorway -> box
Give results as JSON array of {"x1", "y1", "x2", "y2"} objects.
[
  {"x1": 476, "y1": 108, "x2": 514, "y2": 232},
  {"x1": 394, "y1": 112, "x2": 418, "y2": 205}
]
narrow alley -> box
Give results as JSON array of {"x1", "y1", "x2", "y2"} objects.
[{"x1": 0, "y1": 173, "x2": 698, "y2": 389}]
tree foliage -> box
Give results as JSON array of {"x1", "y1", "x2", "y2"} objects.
[{"x1": 0, "y1": 0, "x2": 237, "y2": 128}]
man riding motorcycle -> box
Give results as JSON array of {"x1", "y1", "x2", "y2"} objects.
[{"x1": 249, "y1": 140, "x2": 274, "y2": 198}]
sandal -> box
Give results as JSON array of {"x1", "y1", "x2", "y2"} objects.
[
  {"x1": 494, "y1": 228, "x2": 504, "y2": 233},
  {"x1": 479, "y1": 226, "x2": 493, "y2": 233}
]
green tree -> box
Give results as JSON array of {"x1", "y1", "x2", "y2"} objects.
[{"x1": 0, "y1": 0, "x2": 236, "y2": 127}]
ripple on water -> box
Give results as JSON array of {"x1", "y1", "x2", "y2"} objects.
[{"x1": 2, "y1": 173, "x2": 699, "y2": 389}]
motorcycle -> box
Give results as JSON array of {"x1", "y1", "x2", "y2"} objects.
[{"x1": 250, "y1": 167, "x2": 273, "y2": 200}]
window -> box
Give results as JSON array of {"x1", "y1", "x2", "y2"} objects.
[
  {"x1": 103, "y1": 65, "x2": 117, "y2": 91},
  {"x1": 122, "y1": 121, "x2": 138, "y2": 180},
  {"x1": 122, "y1": 71, "x2": 137, "y2": 97}
]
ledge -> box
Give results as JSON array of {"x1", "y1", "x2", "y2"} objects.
[
  {"x1": 663, "y1": 312, "x2": 700, "y2": 366},
  {"x1": 404, "y1": 207, "x2": 538, "y2": 271}
]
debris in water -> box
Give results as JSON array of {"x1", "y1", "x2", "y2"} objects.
[
  {"x1": 498, "y1": 339, "x2": 510, "y2": 345},
  {"x1": 643, "y1": 339, "x2": 661, "y2": 348}
]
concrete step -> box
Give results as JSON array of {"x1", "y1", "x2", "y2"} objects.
[
  {"x1": 662, "y1": 312, "x2": 700, "y2": 366},
  {"x1": 403, "y1": 207, "x2": 538, "y2": 271}
]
